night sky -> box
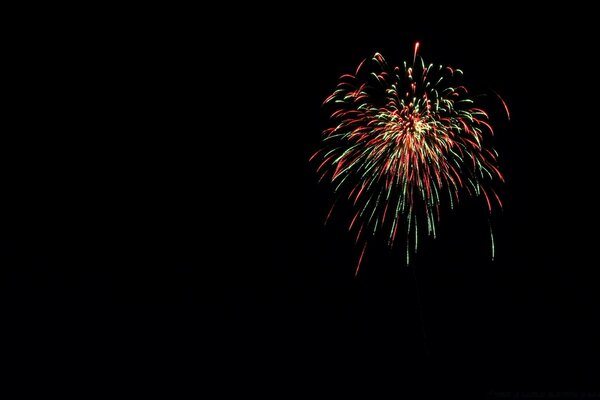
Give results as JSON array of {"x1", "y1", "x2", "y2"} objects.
[{"x1": 3, "y1": 7, "x2": 599, "y2": 398}]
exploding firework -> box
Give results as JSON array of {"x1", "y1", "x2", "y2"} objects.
[{"x1": 311, "y1": 42, "x2": 507, "y2": 275}]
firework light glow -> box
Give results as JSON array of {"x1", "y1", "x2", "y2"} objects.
[{"x1": 311, "y1": 42, "x2": 507, "y2": 275}]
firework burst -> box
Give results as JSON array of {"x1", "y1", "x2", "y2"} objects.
[{"x1": 311, "y1": 42, "x2": 506, "y2": 275}]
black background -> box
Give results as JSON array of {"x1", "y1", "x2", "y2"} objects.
[{"x1": 3, "y1": 6, "x2": 599, "y2": 399}]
